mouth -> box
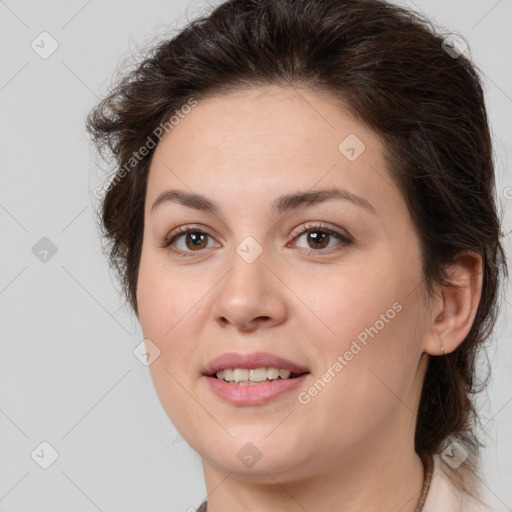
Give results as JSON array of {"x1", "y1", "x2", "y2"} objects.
[
  {"x1": 203, "y1": 371, "x2": 310, "y2": 406},
  {"x1": 202, "y1": 351, "x2": 310, "y2": 382},
  {"x1": 209, "y1": 367, "x2": 308, "y2": 386},
  {"x1": 201, "y1": 351, "x2": 310, "y2": 404}
]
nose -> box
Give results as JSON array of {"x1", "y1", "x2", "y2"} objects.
[{"x1": 211, "y1": 246, "x2": 288, "y2": 333}]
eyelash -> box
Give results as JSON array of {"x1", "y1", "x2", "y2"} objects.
[{"x1": 159, "y1": 222, "x2": 353, "y2": 258}]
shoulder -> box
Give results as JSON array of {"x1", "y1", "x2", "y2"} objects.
[{"x1": 422, "y1": 454, "x2": 497, "y2": 512}]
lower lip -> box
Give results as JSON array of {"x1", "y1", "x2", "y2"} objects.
[{"x1": 204, "y1": 374, "x2": 309, "y2": 406}]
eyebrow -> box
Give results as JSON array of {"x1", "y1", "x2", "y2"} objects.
[{"x1": 150, "y1": 187, "x2": 377, "y2": 216}]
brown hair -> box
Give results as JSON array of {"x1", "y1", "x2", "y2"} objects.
[{"x1": 86, "y1": 0, "x2": 508, "y2": 497}]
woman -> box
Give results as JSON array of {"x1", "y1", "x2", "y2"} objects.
[{"x1": 86, "y1": 0, "x2": 508, "y2": 510}]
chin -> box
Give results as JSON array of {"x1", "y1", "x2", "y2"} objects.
[{"x1": 197, "y1": 434, "x2": 310, "y2": 479}]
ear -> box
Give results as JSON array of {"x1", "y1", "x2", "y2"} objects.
[{"x1": 423, "y1": 251, "x2": 484, "y2": 356}]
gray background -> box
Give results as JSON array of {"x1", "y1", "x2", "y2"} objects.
[{"x1": 0, "y1": 1, "x2": 511, "y2": 511}]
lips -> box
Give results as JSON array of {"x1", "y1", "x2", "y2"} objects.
[{"x1": 202, "y1": 351, "x2": 310, "y2": 376}]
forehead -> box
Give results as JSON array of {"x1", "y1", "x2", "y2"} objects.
[
  {"x1": 146, "y1": 85, "x2": 404, "y2": 220},
  {"x1": 153, "y1": 86, "x2": 364, "y2": 162}
]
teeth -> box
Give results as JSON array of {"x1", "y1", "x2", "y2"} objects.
[
  {"x1": 249, "y1": 367, "x2": 267, "y2": 381},
  {"x1": 267, "y1": 367, "x2": 280, "y2": 380},
  {"x1": 233, "y1": 368, "x2": 249, "y2": 382},
  {"x1": 279, "y1": 369, "x2": 291, "y2": 379},
  {"x1": 215, "y1": 367, "x2": 295, "y2": 384}
]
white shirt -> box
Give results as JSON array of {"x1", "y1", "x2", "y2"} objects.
[{"x1": 422, "y1": 454, "x2": 496, "y2": 512}]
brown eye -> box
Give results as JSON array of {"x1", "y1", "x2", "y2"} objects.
[
  {"x1": 305, "y1": 230, "x2": 331, "y2": 249},
  {"x1": 182, "y1": 232, "x2": 208, "y2": 250},
  {"x1": 291, "y1": 224, "x2": 352, "y2": 254},
  {"x1": 162, "y1": 226, "x2": 218, "y2": 257}
]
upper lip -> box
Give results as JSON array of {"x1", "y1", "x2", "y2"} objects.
[{"x1": 202, "y1": 351, "x2": 310, "y2": 376}]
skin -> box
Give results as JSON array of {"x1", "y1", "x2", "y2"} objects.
[{"x1": 136, "y1": 85, "x2": 483, "y2": 512}]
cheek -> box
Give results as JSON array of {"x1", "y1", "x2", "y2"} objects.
[
  {"x1": 298, "y1": 307, "x2": 422, "y2": 454},
  {"x1": 294, "y1": 259, "x2": 422, "y2": 407},
  {"x1": 291, "y1": 259, "x2": 409, "y2": 355},
  {"x1": 136, "y1": 257, "x2": 206, "y2": 439},
  {"x1": 136, "y1": 251, "x2": 208, "y2": 368},
  {"x1": 136, "y1": 251, "x2": 202, "y2": 340}
]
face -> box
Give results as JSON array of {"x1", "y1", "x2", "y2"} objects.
[{"x1": 136, "y1": 85, "x2": 431, "y2": 482}]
